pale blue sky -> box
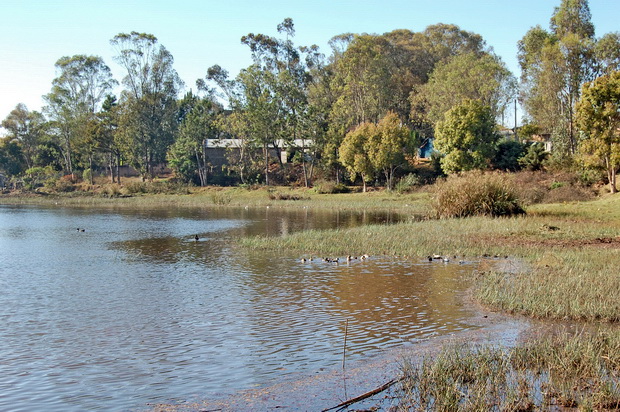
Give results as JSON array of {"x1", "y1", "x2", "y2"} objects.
[{"x1": 1, "y1": 0, "x2": 618, "y2": 130}]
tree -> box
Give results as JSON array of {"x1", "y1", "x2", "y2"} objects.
[
  {"x1": 434, "y1": 100, "x2": 499, "y2": 174},
  {"x1": 518, "y1": 0, "x2": 598, "y2": 157},
  {"x1": 206, "y1": 19, "x2": 314, "y2": 186},
  {"x1": 111, "y1": 32, "x2": 183, "y2": 179},
  {"x1": 367, "y1": 112, "x2": 417, "y2": 190},
  {"x1": 1, "y1": 103, "x2": 47, "y2": 170},
  {"x1": 576, "y1": 71, "x2": 620, "y2": 193},
  {"x1": 339, "y1": 122, "x2": 376, "y2": 192},
  {"x1": 519, "y1": 142, "x2": 549, "y2": 171},
  {"x1": 167, "y1": 92, "x2": 222, "y2": 185},
  {"x1": 43, "y1": 55, "x2": 116, "y2": 176},
  {"x1": 493, "y1": 139, "x2": 525, "y2": 171},
  {"x1": 0, "y1": 137, "x2": 25, "y2": 176},
  {"x1": 414, "y1": 52, "x2": 516, "y2": 125},
  {"x1": 85, "y1": 95, "x2": 123, "y2": 183}
]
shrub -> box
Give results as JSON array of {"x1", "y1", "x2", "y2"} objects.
[
  {"x1": 211, "y1": 191, "x2": 232, "y2": 205},
  {"x1": 431, "y1": 171, "x2": 525, "y2": 218},
  {"x1": 102, "y1": 184, "x2": 122, "y2": 197},
  {"x1": 125, "y1": 181, "x2": 147, "y2": 194},
  {"x1": 395, "y1": 173, "x2": 420, "y2": 193},
  {"x1": 518, "y1": 142, "x2": 549, "y2": 171},
  {"x1": 268, "y1": 192, "x2": 308, "y2": 201},
  {"x1": 313, "y1": 180, "x2": 350, "y2": 194},
  {"x1": 48, "y1": 178, "x2": 75, "y2": 192}
]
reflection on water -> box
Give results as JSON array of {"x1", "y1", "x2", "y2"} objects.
[{"x1": 0, "y1": 205, "x2": 477, "y2": 411}]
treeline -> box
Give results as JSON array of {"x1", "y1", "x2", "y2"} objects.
[{"x1": 1, "y1": 0, "x2": 619, "y2": 192}]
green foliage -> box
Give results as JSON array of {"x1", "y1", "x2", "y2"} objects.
[
  {"x1": 395, "y1": 173, "x2": 420, "y2": 194},
  {"x1": 431, "y1": 171, "x2": 525, "y2": 218},
  {"x1": 518, "y1": 142, "x2": 549, "y2": 171},
  {"x1": 82, "y1": 168, "x2": 93, "y2": 183},
  {"x1": 434, "y1": 100, "x2": 499, "y2": 174},
  {"x1": 576, "y1": 70, "x2": 620, "y2": 192},
  {"x1": 415, "y1": 52, "x2": 516, "y2": 125},
  {"x1": 493, "y1": 139, "x2": 525, "y2": 171},
  {"x1": 339, "y1": 121, "x2": 376, "y2": 191},
  {"x1": 22, "y1": 166, "x2": 57, "y2": 190},
  {"x1": 111, "y1": 32, "x2": 182, "y2": 179}
]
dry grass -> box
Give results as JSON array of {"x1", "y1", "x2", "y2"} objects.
[{"x1": 431, "y1": 171, "x2": 525, "y2": 218}]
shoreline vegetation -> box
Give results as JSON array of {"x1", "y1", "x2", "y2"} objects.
[{"x1": 2, "y1": 174, "x2": 620, "y2": 410}]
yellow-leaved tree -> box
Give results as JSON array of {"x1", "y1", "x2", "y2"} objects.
[{"x1": 576, "y1": 71, "x2": 620, "y2": 193}]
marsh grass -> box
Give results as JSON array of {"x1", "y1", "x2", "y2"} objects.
[{"x1": 398, "y1": 330, "x2": 620, "y2": 411}]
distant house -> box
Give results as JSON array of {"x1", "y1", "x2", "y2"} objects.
[
  {"x1": 204, "y1": 139, "x2": 313, "y2": 168},
  {"x1": 418, "y1": 138, "x2": 435, "y2": 159},
  {"x1": 529, "y1": 133, "x2": 553, "y2": 152}
]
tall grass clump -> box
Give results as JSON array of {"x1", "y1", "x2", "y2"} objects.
[
  {"x1": 431, "y1": 171, "x2": 525, "y2": 218},
  {"x1": 398, "y1": 330, "x2": 620, "y2": 411}
]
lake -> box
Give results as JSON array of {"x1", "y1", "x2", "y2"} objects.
[{"x1": 0, "y1": 204, "x2": 479, "y2": 411}]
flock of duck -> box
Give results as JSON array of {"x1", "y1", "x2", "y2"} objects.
[
  {"x1": 300, "y1": 253, "x2": 508, "y2": 265},
  {"x1": 300, "y1": 254, "x2": 369, "y2": 263}
]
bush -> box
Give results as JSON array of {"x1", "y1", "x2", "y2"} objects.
[
  {"x1": 268, "y1": 192, "x2": 308, "y2": 201},
  {"x1": 395, "y1": 173, "x2": 420, "y2": 193},
  {"x1": 313, "y1": 180, "x2": 350, "y2": 194},
  {"x1": 211, "y1": 191, "x2": 232, "y2": 205},
  {"x1": 431, "y1": 171, "x2": 525, "y2": 218},
  {"x1": 102, "y1": 184, "x2": 122, "y2": 197}
]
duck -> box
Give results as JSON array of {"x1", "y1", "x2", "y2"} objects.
[
  {"x1": 427, "y1": 256, "x2": 433, "y2": 262},
  {"x1": 300, "y1": 258, "x2": 307, "y2": 263},
  {"x1": 194, "y1": 234, "x2": 200, "y2": 242}
]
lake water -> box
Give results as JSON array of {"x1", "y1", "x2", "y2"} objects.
[{"x1": 0, "y1": 205, "x2": 478, "y2": 411}]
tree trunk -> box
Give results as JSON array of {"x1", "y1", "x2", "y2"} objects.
[
  {"x1": 263, "y1": 144, "x2": 269, "y2": 186},
  {"x1": 115, "y1": 153, "x2": 121, "y2": 185}
]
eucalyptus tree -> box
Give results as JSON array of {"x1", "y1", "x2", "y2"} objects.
[
  {"x1": 111, "y1": 32, "x2": 183, "y2": 179},
  {"x1": 518, "y1": 0, "x2": 600, "y2": 157},
  {"x1": 1, "y1": 103, "x2": 47, "y2": 170},
  {"x1": 85, "y1": 95, "x2": 123, "y2": 183},
  {"x1": 416, "y1": 52, "x2": 516, "y2": 125},
  {"x1": 43, "y1": 55, "x2": 117, "y2": 175},
  {"x1": 167, "y1": 92, "x2": 223, "y2": 186},
  {"x1": 205, "y1": 19, "x2": 314, "y2": 186}
]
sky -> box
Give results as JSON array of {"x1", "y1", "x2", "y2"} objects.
[{"x1": 0, "y1": 0, "x2": 618, "y2": 132}]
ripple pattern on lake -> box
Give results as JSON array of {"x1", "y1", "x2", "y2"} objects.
[{"x1": 0, "y1": 205, "x2": 477, "y2": 411}]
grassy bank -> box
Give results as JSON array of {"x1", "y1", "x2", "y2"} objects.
[{"x1": 0, "y1": 185, "x2": 431, "y2": 214}]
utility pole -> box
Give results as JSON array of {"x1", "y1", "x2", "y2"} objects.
[{"x1": 513, "y1": 99, "x2": 518, "y2": 141}]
